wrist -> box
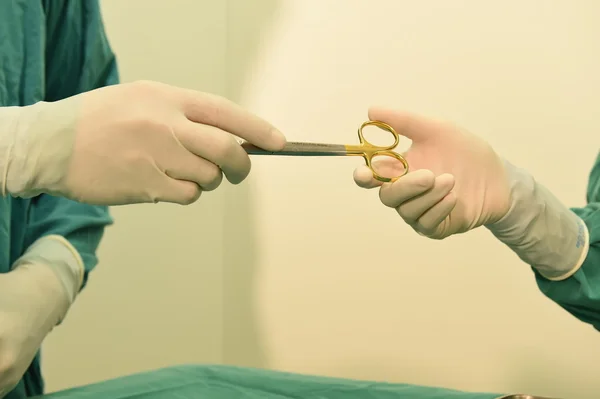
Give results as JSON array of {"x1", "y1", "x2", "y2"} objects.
[
  {"x1": 12, "y1": 235, "x2": 84, "y2": 322},
  {"x1": 3, "y1": 100, "x2": 77, "y2": 198},
  {"x1": 0, "y1": 106, "x2": 24, "y2": 197},
  {"x1": 486, "y1": 161, "x2": 589, "y2": 280}
]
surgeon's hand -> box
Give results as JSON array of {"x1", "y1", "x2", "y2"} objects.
[
  {"x1": 0, "y1": 262, "x2": 70, "y2": 398},
  {"x1": 354, "y1": 106, "x2": 589, "y2": 281},
  {"x1": 1, "y1": 80, "x2": 286, "y2": 205},
  {"x1": 353, "y1": 106, "x2": 512, "y2": 239}
]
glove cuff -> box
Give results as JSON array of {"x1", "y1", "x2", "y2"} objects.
[
  {"x1": 0, "y1": 106, "x2": 24, "y2": 197},
  {"x1": 12, "y1": 235, "x2": 85, "y2": 323},
  {"x1": 2, "y1": 100, "x2": 77, "y2": 198},
  {"x1": 487, "y1": 161, "x2": 589, "y2": 280}
]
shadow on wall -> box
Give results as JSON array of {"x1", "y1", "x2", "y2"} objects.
[{"x1": 221, "y1": 0, "x2": 283, "y2": 368}]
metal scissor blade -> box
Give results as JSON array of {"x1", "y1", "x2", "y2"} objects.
[{"x1": 240, "y1": 141, "x2": 348, "y2": 156}]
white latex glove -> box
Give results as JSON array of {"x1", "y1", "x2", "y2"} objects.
[
  {"x1": 0, "y1": 236, "x2": 81, "y2": 397},
  {"x1": 0, "y1": 80, "x2": 286, "y2": 206},
  {"x1": 354, "y1": 106, "x2": 589, "y2": 280},
  {"x1": 354, "y1": 106, "x2": 511, "y2": 237}
]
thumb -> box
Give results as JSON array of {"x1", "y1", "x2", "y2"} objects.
[{"x1": 368, "y1": 106, "x2": 443, "y2": 142}]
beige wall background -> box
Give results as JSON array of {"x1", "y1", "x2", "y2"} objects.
[{"x1": 41, "y1": 1, "x2": 600, "y2": 398}]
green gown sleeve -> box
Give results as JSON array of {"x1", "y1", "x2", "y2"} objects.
[
  {"x1": 535, "y1": 151, "x2": 600, "y2": 329},
  {"x1": 7, "y1": 3, "x2": 119, "y2": 398},
  {"x1": 23, "y1": 0, "x2": 118, "y2": 287}
]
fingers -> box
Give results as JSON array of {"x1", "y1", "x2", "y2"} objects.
[
  {"x1": 156, "y1": 178, "x2": 203, "y2": 205},
  {"x1": 368, "y1": 106, "x2": 444, "y2": 142},
  {"x1": 182, "y1": 91, "x2": 286, "y2": 151},
  {"x1": 164, "y1": 150, "x2": 224, "y2": 192},
  {"x1": 414, "y1": 191, "x2": 457, "y2": 236},
  {"x1": 378, "y1": 169, "x2": 436, "y2": 207},
  {"x1": 391, "y1": 173, "x2": 455, "y2": 223},
  {"x1": 353, "y1": 157, "x2": 409, "y2": 189},
  {"x1": 377, "y1": 172, "x2": 457, "y2": 238},
  {"x1": 176, "y1": 120, "x2": 252, "y2": 184},
  {"x1": 353, "y1": 165, "x2": 382, "y2": 188}
]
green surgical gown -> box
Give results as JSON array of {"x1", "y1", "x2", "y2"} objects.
[
  {"x1": 535, "y1": 151, "x2": 600, "y2": 329},
  {"x1": 0, "y1": 1, "x2": 116, "y2": 398}
]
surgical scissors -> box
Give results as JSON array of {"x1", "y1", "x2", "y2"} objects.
[{"x1": 239, "y1": 120, "x2": 409, "y2": 183}]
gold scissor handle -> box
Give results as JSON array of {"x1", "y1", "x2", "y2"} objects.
[
  {"x1": 358, "y1": 120, "x2": 400, "y2": 149},
  {"x1": 358, "y1": 120, "x2": 409, "y2": 183}
]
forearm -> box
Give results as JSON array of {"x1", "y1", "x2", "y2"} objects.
[
  {"x1": 485, "y1": 160, "x2": 600, "y2": 329},
  {"x1": 0, "y1": 106, "x2": 25, "y2": 196},
  {"x1": 0, "y1": 236, "x2": 80, "y2": 397},
  {"x1": 25, "y1": 193, "x2": 112, "y2": 288},
  {"x1": 0, "y1": 101, "x2": 81, "y2": 200},
  {"x1": 12, "y1": 234, "x2": 84, "y2": 309},
  {"x1": 534, "y1": 205, "x2": 600, "y2": 329},
  {"x1": 487, "y1": 161, "x2": 589, "y2": 280}
]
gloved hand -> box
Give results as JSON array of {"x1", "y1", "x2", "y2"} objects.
[
  {"x1": 0, "y1": 236, "x2": 81, "y2": 398},
  {"x1": 354, "y1": 106, "x2": 589, "y2": 280},
  {"x1": 0, "y1": 80, "x2": 287, "y2": 206},
  {"x1": 354, "y1": 106, "x2": 512, "y2": 238}
]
